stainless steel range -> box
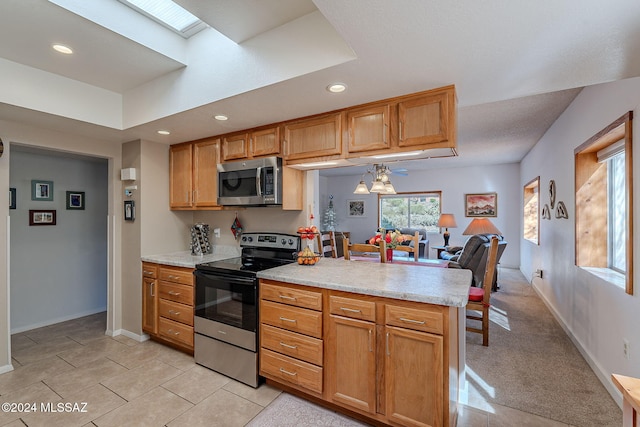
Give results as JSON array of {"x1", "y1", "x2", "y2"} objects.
[{"x1": 193, "y1": 232, "x2": 300, "y2": 387}]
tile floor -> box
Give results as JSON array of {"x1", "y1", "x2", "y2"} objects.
[{"x1": 3, "y1": 312, "x2": 574, "y2": 427}]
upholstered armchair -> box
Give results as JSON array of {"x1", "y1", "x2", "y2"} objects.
[
  {"x1": 398, "y1": 227, "x2": 429, "y2": 258},
  {"x1": 444, "y1": 234, "x2": 507, "y2": 290}
]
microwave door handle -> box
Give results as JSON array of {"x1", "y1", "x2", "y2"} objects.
[{"x1": 256, "y1": 167, "x2": 262, "y2": 196}]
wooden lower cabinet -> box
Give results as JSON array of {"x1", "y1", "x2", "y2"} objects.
[
  {"x1": 141, "y1": 262, "x2": 194, "y2": 354},
  {"x1": 259, "y1": 280, "x2": 459, "y2": 427}
]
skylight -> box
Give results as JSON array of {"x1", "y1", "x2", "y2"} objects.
[{"x1": 118, "y1": 0, "x2": 207, "y2": 38}]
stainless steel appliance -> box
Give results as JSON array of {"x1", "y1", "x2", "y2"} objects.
[
  {"x1": 194, "y1": 232, "x2": 300, "y2": 387},
  {"x1": 217, "y1": 156, "x2": 282, "y2": 206}
]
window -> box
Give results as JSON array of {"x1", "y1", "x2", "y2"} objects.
[
  {"x1": 523, "y1": 177, "x2": 540, "y2": 244},
  {"x1": 379, "y1": 192, "x2": 441, "y2": 232},
  {"x1": 575, "y1": 112, "x2": 633, "y2": 294},
  {"x1": 118, "y1": 0, "x2": 208, "y2": 38}
]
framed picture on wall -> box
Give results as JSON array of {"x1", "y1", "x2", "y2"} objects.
[
  {"x1": 29, "y1": 209, "x2": 56, "y2": 226},
  {"x1": 347, "y1": 199, "x2": 366, "y2": 217},
  {"x1": 124, "y1": 200, "x2": 135, "y2": 221},
  {"x1": 31, "y1": 180, "x2": 54, "y2": 201},
  {"x1": 66, "y1": 191, "x2": 85, "y2": 210},
  {"x1": 9, "y1": 188, "x2": 16, "y2": 209},
  {"x1": 465, "y1": 192, "x2": 498, "y2": 217}
]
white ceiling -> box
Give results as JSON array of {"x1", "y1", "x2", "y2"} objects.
[{"x1": 1, "y1": 0, "x2": 639, "y2": 177}]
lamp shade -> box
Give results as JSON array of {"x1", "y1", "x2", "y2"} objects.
[
  {"x1": 462, "y1": 218, "x2": 502, "y2": 235},
  {"x1": 353, "y1": 180, "x2": 370, "y2": 194},
  {"x1": 437, "y1": 213, "x2": 457, "y2": 228}
]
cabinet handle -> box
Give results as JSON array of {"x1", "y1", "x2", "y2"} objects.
[
  {"x1": 168, "y1": 275, "x2": 179, "y2": 280},
  {"x1": 340, "y1": 307, "x2": 362, "y2": 314},
  {"x1": 368, "y1": 329, "x2": 372, "y2": 352},
  {"x1": 167, "y1": 329, "x2": 180, "y2": 336},
  {"x1": 279, "y1": 316, "x2": 297, "y2": 323},
  {"x1": 386, "y1": 332, "x2": 390, "y2": 356},
  {"x1": 193, "y1": 190, "x2": 196, "y2": 203},
  {"x1": 168, "y1": 291, "x2": 181, "y2": 296},
  {"x1": 399, "y1": 121, "x2": 403, "y2": 141},
  {"x1": 279, "y1": 367, "x2": 297, "y2": 376},
  {"x1": 150, "y1": 282, "x2": 154, "y2": 297},
  {"x1": 217, "y1": 330, "x2": 227, "y2": 335},
  {"x1": 279, "y1": 294, "x2": 297, "y2": 301},
  {"x1": 283, "y1": 140, "x2": 288, "y2": 156},
  {"x1": 399, "y1": 317, "x2": 425, "y2": 325},
  {"x1": 168, "y1": 310, "x2": 181, "y2": 316},
  {"x1": 383, "y1": 123, "x2": 387, "y2": 143},
  {"x1": 186, "y1": 191, "x2": 189, "y2": 203},
  {"x1": 143, "y1": 270, "x2": 153, "y2": 275},
  {"x1": 279, "y1": 341, "x2": 298, "y2": 350}
]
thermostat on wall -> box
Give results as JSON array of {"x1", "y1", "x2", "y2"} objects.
[{"x1": 120, "y1": 168, "x2": 136, "y2": 181}]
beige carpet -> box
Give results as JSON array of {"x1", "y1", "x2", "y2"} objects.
[
  {"x1": 464, "y1": 268, "x2": 621, "y2": 426},
  {"x1": 246, "y1": 393, "x2": 369, "y2": 426}
]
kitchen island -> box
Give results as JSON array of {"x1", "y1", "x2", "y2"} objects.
[{"x1": 257, "y1": 258, "x2": 472, "y2": 427}]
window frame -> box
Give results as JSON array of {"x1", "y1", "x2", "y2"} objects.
[
  {"x1": 574, "y1": 111, "x2": 633, "y2": 295},
  {"x1": 377, "y1": 191, "x2": 442, "y2": 233}
]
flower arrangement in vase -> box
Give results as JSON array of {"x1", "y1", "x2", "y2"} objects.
[{"x1": 368, "y1": 229, "x2": 404, "y2": 261}]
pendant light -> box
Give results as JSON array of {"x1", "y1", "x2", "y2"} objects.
[{"x1": 353, "y1": 164, "x2": 397, "y2": 194}]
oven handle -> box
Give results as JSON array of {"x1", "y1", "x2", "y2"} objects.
[{"x1": 193, "y1": 269, "x2": 257, "y2": 285}]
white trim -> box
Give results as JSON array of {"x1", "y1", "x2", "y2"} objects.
[
  {"x1": 10, "y1": 308, "x2": 106, "y2": 335},
  {"x1": 6, "y1": 216, "x2": 11, "y2": 365},
  {"x1": 531, "y1": 280, "x2": 623, "y2": 409},
  {"x1": 108, "y1": 328, "x2": 149, "y2": 342},
  {"x1": 0, "y1": 364, "x2": 14, "y2": 375}
]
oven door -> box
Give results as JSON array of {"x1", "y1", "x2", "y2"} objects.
[{"x1": 194, "y1": 270, "x2": 257, "y2": 333}]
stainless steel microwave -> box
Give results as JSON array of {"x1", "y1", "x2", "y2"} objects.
[{"x1": 217, "y1": 156, "x2": 282, "y2": 206}]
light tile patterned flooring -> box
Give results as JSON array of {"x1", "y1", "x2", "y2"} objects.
[{"x1": 3, "y1": 311, "x2": 573, "y2": 426}]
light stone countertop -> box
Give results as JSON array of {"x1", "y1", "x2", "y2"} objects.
[
  {"x1": 141, "y1": 245, "x2": 241, "y2": 268},
  {"x1": 257, "y1": 257, "x2": 473, "y2": 307}
]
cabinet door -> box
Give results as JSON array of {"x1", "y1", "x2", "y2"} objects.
[
  {"x1": 385, "y1": 326, "x2": 443, "y2": 427},
  {"x1": 169, "y1": 144, "x2": 193, "y2": 208},
  {"x1": 327, "y1": 315, "x2": 376, "y2": 414},
  {"x1": 193, "y1": 139, "x2": 219, "y2": 207},
  {"x1": 142, "y1": 277, "x2": 157, "y2": 334},
  {"x1": 283, "y1": 113, "x2": 342, "y2": 161},
  {"x1": 398, "y1": 91, "x2": 453, "y2": 148},
  {"x1": 251, "y1": 127, "x2": 280, "y2": 157},
  {"x1": 221, "y1": 133, "x2": 249, "y2": 161},
  {"x1": 347, "y1": 104, "x2": 390, "y2": 154}
]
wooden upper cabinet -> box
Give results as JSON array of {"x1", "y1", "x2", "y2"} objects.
[
  {"x1": 251, "y1": 127, "x2": 280, "y2": 157},
  {"x1": 169, "y1": 143, "x2": 193, "y2": 208},
  {"x1": 193, "y1": 139, "x2": 219, "y2": 207},
  {"x1": 221, "y1": 133, "x2": 249, "y2": 162},
  {"x1": 283, "y1": 113, "x2": 342, "y2": 161},
  {"x1": 398, "y1": 89, "x2": 455, "y2": 148},
  {"x1": 347, "y1": 104, "x2": 391, "y2": 154}
]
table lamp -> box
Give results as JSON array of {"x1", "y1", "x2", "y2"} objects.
[
  {"x1": 462, "y1": 218, "x2": 502, "y2": 236},
  {"x1": 436, "y1": 213, "x2": 457, "y2": 246}
]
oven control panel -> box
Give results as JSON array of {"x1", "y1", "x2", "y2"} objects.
[{"x1": 240, "y1": 232, "x2": 300, "y2": 250}]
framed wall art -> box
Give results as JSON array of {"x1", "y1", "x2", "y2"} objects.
[
  {"x1": 66, "y1": 191, "x2": 85, "y2": 210},
  {"x1": 9, "y1": 188, "x2": 16, "y2": 209},
  {"x1": 465, "y1": 192, "x2": 497, "y2": 217},
  {"x1": 124, "y1": 200, "x2": 135, "y2": 221},
  {"x1": 29, "y1": 209, "x2": 56, "y2": 226},
  {"x1": 31, "y1": 180, "x2": 54, "y2": 201},
  {"x1": 347, "y1": 200, "x2": 366, "y2": 217}
]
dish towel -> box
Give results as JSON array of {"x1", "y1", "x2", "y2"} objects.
[{"x1": 231, "y1": 214, "x2": 243, "y2": 239}]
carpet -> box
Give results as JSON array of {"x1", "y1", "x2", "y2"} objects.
[
  {"x1": 246, "y1": 393, "x2": 369, "y2": 427},
  {"x1": 464, "y1": 268, "x2": 621, "y2": 427}
]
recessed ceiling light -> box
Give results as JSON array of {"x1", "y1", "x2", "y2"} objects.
[
  {"x1": 214, "y1": 115, "x2": 228, "y2": 121},
  {"x1": 52, "y1": 44, "x2": 73, "y2": 54},
  {"x1": 327, "y1": 83, "x2": 347, "y2": 93},
  {"x1": 157, "y1": 130, "x2": 170, "y2": 135}
]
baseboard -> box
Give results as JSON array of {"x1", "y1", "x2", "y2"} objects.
[
  {"x1": 107, "y1": 328, "x2": 149, "y2": 343},
  {"x1": 531, "y1": 281, "x2": 623, "y2": 409},
  {"x1": 10, "y1": 307, "x2": 107, "y2": 334},
  {"x1": 0, "y1": 364, "x2": 14, "y2": 374}
]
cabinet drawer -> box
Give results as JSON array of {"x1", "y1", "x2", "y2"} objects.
[
  {"x1": 260, "y1": 348, "x2": 323, "y2": 395},
  {"x1": 329, "y1": 295, "x2": 376, "y2": 322},
  {"x1": 261, "y1": 282, "x2": 322, "y2": 311},
  {"x1": 142, "y1": 262, "x2": 158, "y2": 278},
  {"x1": 385, "y1": 304, "x2": 443, "y2": 335},
  {"x1": 159, "y1": 299, "x2": 193, "y2": 326},
  {"x1": 261, "y1": 324, "x2": 323, "y2": 366},
  {"x1": 159, "y1": 281, "x2": 193, "y2": 306},
  {"x1": 260, "y1": 300, "x2": 322, "y2": 338},
  {"x1": 159, "y1": 266, "x2": 194, "y2": 285},
  {"x1": 158, "y1": 317, "x2": 194, "y2": 348}
]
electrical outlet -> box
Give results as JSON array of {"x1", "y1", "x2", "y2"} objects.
[{"x1": 624, "y1": 339, "x2": 630, "y2": 360}]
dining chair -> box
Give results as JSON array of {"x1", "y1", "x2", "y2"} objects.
[
  {"x1": 316, "y1": 231, "x2": 337, "y2": 258},
  {"x1": 392, "y1": 231, "x2": 420, "y2": 261},
  {"x1": 466, "y1": 236, "x2": 499, "y2": 346},
  {"x1": 343, "y1": 238, "x2": 387, "y2": 263}
]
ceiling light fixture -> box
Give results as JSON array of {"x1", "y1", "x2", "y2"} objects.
[
  {"x1": 214, "y1": 115, "x2": 228, "y2": 121},
  {"x1": 353, "y1": 164, "x2": 396, "y2": 195},
  {"x1": 297, "y1": 161, "x2": 339, "y2": 168},
  {"x1": 52, "y1": 44, "x2": 73, "y2": 54},
  {"x1": 371, "y1": 150, "x2": 422, "y2": 159},
  {"x1": 157, "y1": 130, "x2": 170, "y2": 135},
  {"x1": 327, "y1": 83, "x2": 347, "y2": 93}
]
